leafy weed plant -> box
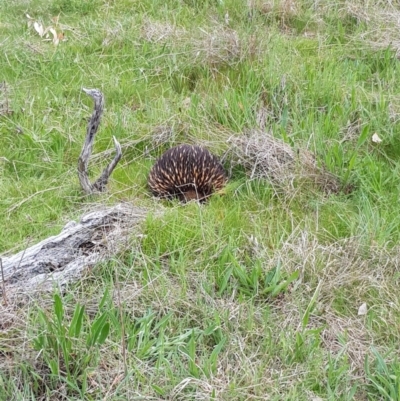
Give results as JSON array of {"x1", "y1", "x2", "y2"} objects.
[{"x1": 32, "y1": 293, "x2": 110, "y2": 395}]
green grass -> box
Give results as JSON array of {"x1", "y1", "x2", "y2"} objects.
[{"x1": 2, "y1": 0, "x2": 400, "y2": 399}]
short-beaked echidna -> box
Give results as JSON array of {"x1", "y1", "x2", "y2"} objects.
[{"x1": 148, "y1": 144, "x2": 227, "y2": 202}]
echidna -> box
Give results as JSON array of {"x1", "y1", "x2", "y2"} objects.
[{"x1": 148, "y1": 144, "x2": 227, "y2": 202}]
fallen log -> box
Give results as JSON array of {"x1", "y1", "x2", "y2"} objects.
[{"x1": 0, "y1": 204, "x2": 146, "y2": 299}]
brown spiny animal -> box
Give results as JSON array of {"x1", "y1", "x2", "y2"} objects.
[{"x1": 148, "y1": 144, "x2": 227, "y2": 202}]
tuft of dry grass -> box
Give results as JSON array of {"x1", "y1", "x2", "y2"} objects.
[
  {"x1": 322, "y1": 309, "x2": 370, "y2": 373},
  {"x1": 192, "y1": 27, "x2": 243, "y2": 68},
  {"x1": 0, "y1": 81, "x2": 13, "y2": 117},
  {"x1": 249, "y1": 0, "x2": 300, "y2": 20},
  {"x1": 228, "y1": 129, "x2": 344, "y2": 194},
  {"x1": 141, "y1": 18, "x2": 185, "y2": 43},
  {"x1": 141, "y1": 18, "x2": 255, "y2": 68},
  {"x1": 150, "y1": 124, "x2": 176, "y2": 147},
  {"x1": 340, "y1": 1, "x2": 400, "y2": 56},
  {"x1": 340, "y1": 114, "x2": 364, "y2": 143}
]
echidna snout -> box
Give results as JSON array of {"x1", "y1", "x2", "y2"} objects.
[{"x1": 148, "y1": 144, "x2": 227, "y2": 202}]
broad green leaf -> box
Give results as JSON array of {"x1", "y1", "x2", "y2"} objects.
[
  {"x1": 87, "y1": 312, "x2": 108, "y2": 347},
  {"x1": 97, "y1": 322, "x2": 110, "y2": 345},
  {"x1": 54, "y1": 294, "x2": 64, "y2": 326},
  {"x1": 302, "y1": 280, "x2": 322, "y2": 329},
  {"x1": 218, "y1": 267, "x2": 233, "y2": 295},
  {"x1": 69, "y1": 304, "x2": 85, "y2": 338},
  {"x1": 99, "y1": 287, "x2": 110, "y2": 309}
]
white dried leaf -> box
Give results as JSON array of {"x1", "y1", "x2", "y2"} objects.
[
  {"x1": 48, "y1": 27, "x2": 59, "y2": 45},
  {"x1": 26, "y1": 13, "x2": 33, "y2": 20},
  {"x1": 33, "y1": 21, "x2": 44, "y2": 37},
  {"x1": 358, "y1": 302, "x2": 367, "y2": 315},
  {"x1": 372, "y1": 133, "x2": 382, "y2": 143},
  {"x1": 225, "y1": 12, "x2": 230, "y2": 25}
]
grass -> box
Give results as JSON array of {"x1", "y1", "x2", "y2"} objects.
[{"x1": 2, "y1": 0, "x2": 400, "y2": 399}]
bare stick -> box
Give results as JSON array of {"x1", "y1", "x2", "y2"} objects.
[
  {"x1": 78, "y1": 88, "x2": 122, "y2": 194},
  {"x1": 93, "y1": 136, "x2": 122, "y2": 192}
]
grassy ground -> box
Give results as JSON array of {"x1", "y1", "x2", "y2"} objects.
[{"x1": 1, "y1": 0, "x2": 400, "y2": 399}]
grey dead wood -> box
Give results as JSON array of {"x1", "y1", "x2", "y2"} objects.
[
  {"x1": 78, "y1": 88, "x2": 122, "y2": 194},
  {"x1": 0, "y1": 204, "x2": 147, "y2": 299},
  {"x1": 0, "y1": 89, "x2": 139, "y2": 302}
]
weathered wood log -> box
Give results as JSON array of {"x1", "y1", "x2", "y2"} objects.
[
  {"x1": 0, "y1": 204, "x2": 146, "y2": 298},
  {"x1": 78, "y1": 88, "x2": 122, "y2": 194}
]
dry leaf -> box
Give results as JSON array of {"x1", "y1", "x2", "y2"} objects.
[
  {"x1": 225, "y1": 12, "x2": 230, "y2": 25},
  {"x1": 27, "y1": 15, "x2": 63, "y2": 45},
  {"x1": 372, "y1": 133, "x2": 382, "y2": 143},
  {"x1": 48, "y1": 27, "x2": 59, "y2": 45},
  {"x1": 41, "y1": 26, "x2": 60, "y2": 45},
  {"x1": 33, "y1": 21, "x2": 44, "y2": 37},
  {"x1": 26, "y1": 14, "x2": 34, "y2": 28},
  {"x1": 358, "y1": 302, "x2": 367, "y2": 315}
]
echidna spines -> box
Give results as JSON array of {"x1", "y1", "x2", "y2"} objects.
[{"x1": 148, "y1": 144, "x2": 227, "y2": 202}]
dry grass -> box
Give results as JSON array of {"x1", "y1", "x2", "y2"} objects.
[
  {"x1": 141, "y1": 18, "x2": 185, "y2": 44},
  {"x1": 0, "y1": 81, "x2": 13, "y2": 117},
  {"x1": 250, "y1": 0, "x2": 400, "y2": 52},
  {"x1": 275, "y1": 230, "x2": 400, "y2": 370},
  {"x1": 259, "y1": 229, "x2": 400, "y2": 377},
  {"x1": 340, "y1": 114, "x2": 364, "y2": 143},
  {"x1": 141, "y1": 18, "x2": 256, "y2": 68},
  {"x1": 336, "y1": 1, "x2": 400, "y2": 56},
  {"x1": 150, "y1": 124, "x2": 177, "y2": 147},
  {"x1": 192, "y1": 27, "x2": 243, "y2": 68},
  {"x1": 3, "y1": 226, "x2": 399, "y2": 398},
  {"x1": 228, "y1": 129, "x2": 344, "y2": 194},
  {"x1": 249, "y1": 0, "x2": 300, "y2": 20}
]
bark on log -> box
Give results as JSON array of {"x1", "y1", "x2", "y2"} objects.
[{"x1": 0, "y1": 204, "x2": 146, "y2": 298}]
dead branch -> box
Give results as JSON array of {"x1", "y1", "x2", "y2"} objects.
[
  {"x1": 0, "y1": 204, "x2": 146, "y2": 299},
  {"x1": 78, "y1": 88, "x2": 122, "y2": 194}
]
